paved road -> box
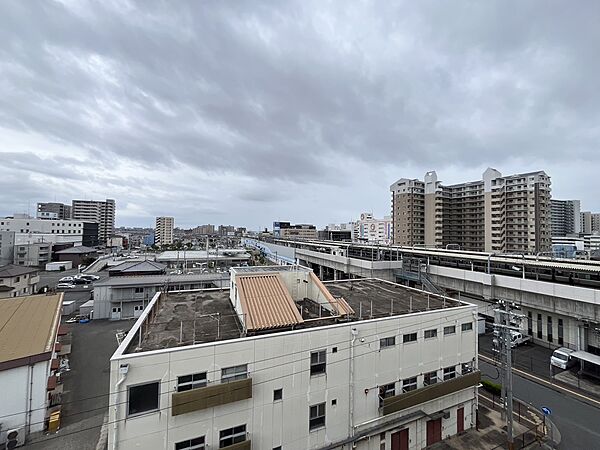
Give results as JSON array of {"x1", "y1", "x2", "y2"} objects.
[{"x1": 480, "y1": 360, "x2": 600, "y2": 450}]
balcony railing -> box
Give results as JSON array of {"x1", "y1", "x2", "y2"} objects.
[
  {"x1": 171, "y1": 377, "x2": 252, "y2": 416},
  {"x1": 380, "y1": 371, "x2": 480, "y2": 416}
]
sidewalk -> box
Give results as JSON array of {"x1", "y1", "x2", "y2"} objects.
[{"x1": 479, "y1": 332, "x2": 600, "y2": 404}]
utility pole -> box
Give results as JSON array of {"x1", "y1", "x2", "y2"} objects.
[{"x1": 493, "y1": 300, "x2": 524, "y2": 450}]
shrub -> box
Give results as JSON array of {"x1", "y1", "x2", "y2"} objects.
[{"x1": 481, "y1": 379, "x2": 501, "y2": 396}]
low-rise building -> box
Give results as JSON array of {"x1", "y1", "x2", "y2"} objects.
[
  {"x1": 354, "y1": 212, "x2": 392, "y2": 244},
  {"x1": 13, "y1": 242, "x2": 52, "y2": 267},
  {"x1": 155, "y1": 249, "x2": 251, "y2": 269},
  {"x1": 93, "y1": 273, "x2": 229, "y2": 320},
  {"x1": 274, "y1": 222, "x2": 318, "y2": 240},
  {"x1": 54, "y1": 245, "x2": 98, "y2": 267},
  {"x1": 108, "y1": 266, "x2": 479, "y2": 450},
  {"x1": 0, "y1": 294, "x2": 64, "y2": 446},
  {"x1": 0, "y1": 265, "x2": 40, "y2": 298}
]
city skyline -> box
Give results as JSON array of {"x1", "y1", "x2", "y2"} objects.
[{"x1": 2, "y1": 2, "x2": 600, "y2": 229}]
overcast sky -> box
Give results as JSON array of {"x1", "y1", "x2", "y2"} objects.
[{"x1": 1, "y1": 1, "x2": 599, "y2": 229}]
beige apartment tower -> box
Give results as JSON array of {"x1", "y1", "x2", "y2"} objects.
[
  {"x1": 155, "y1": 216, "x2": 174, "y2": 246},
  {"x1": 71, "y1": 199, "x2": 115, "y2": 244},
  {"x1": 390, "y1": 169, "x2": 551, "y2": 253}
]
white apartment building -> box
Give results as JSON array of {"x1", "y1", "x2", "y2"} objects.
[
  {"x1": 0, "y1": 215, "x2": 85, "y2": 236},
  {"x1": 109, "y1": 266, "x2": 479, "y2": 450},
  {"x1": 0, "y1": 294, "x2": 64, "y2": 447},
  {"x1": 354, "y1": 213, "x2": 392, "y2": 244},
  {"x1": 72, "y1": 199, "x2": 115, "y2": 243},
  {"x1": 155, "y1": 216, "x2": 175, "y2": 246},
  {"x1": 0, "y1": 265, "x2": 40, "y2": 299}
]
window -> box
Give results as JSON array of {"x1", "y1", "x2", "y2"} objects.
[
  {"x1": 221, "y1": 364, "x2": 247, "y2": 383},
  {"x1": 177, "y1": 372, "x2": 207, "y2": 392},
  {"x1": 380, "y1": 432, "x2": 386, "y2": 450},
  {"x1": 403, "y1": 332, "x2": 417, "y2": 343},
  {"x1": 273, "y1": 447, "x2": 282, "y2": 450},
  {"x1": 424, "y1": 329, "x2": 437, "y2": 339},
  {"x1": 380, "y1": 336, "x2": 396, "y2": 349},
  {"x1": 273, "y1": 388, "x2": 283, "y2": 401},
  {"x1": 558, "y1": 318, "x2": 564, "y2": 346},
  {"x1": 402, "y1": 377, "x2": 417, "y2": 392},
  {"x1": 175, "y1": 436, "x2": 205, "y2": 450},
  {"x1": 135, "y1": 287, "x2": 144, "y2": 294},
  {"x1": 309, "y1": 402, "x2": 326, "y2": 430},
  {"x1": 461, "y1": 322, "x2": 473, "y2": 332},
  {"x1": 527, "y1": 311, "x2": 533, "y2": 336},
  {"x1": 443, "y1": 366, "x2": 456, "y2": 381},
  {"x1": 219, "y1": 425, "x2": 246, "y2": 448},
  {"x1": 461, "y1": 361, "x2": 474, "y2": 374},
  {"x1": 424, "y1": 371, "x2": 438, "y2": 386},
  {"x1": 379, "y1": 382, "x2": 395, "y2": 406},
  {"x1": 547, "y1": 316, "x2": 553, "y2": 343},
  {"x1": 537, "y1": 314, "x2": 543, "y2": 339},
  {"x1": 128, "y1": 382, "x2": 159, "y2": 416},
  {"x1": 310, "y1": 350, "x2": 326, "y2": 375},
  {"x1": 443, "y1": 326, "x2": 456, "y2": 336}
]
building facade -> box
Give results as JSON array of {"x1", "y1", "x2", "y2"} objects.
[
  {"x1": 354, "y1": 213, "x2": 392, "y2": 244},
  {"x1": 37, "y1": 202, "x2": 71, "y2": 220},
  {"x1": 71, "y1": 199, "x2": 115, "y2": 244},
  {"x1": 13, "y1": 242, "x2": 52, "y2": 267},
  {"x1": 108, "y1": 267, "x2": 479, "y2": 450},
  {"x1": 155, "y1": 217, "x2": 175, "y2": 246},
  {"x1": 274, "y1": 222, "x2": 318, "y2": 240},
  {"x1": 0, "y1": 265, "x2": 40, "y2": 299},
  {"x1": 581, "y1": 211, "x2": 600, "y2": 234},
  {"x1": 391, "y1": 169, "x2": 552, "y2": 253},
  {"x1": 551, "y1": 199, "x2": 581, "y2": 237}
]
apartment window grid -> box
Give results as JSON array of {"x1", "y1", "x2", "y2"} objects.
[
  {"x1": 424, "y1": 328, "x2": 438, "y2": 339},
  {"x1": 219, "y1": 425, "x2": 246, "y2": 448},
  {"x1": 443, "y1": 325, "x2": 456, "y2": 336},
  {"x1": 424, "y1": 370, "x2": 438, "y2": 386},
  {"x1": 402, "y1": 377, "x2": 417, "y2": 393},
  {"x1": 175, "y1": 436, "x2": 205, "y2": 450},
  {"x1": 221, "y1": 364, "x2": 247, "y2": 383},
  {"x1": 177, "y1": 372, "x2": 207, "y2": 392},
  {"x1": 443, "y1": 366, "x2": 456, "y2": 381},
  {"x1": 310, "y1": 350, "x2": 327, "y2": 375},
  {"x1": 380, "y1": 336, "x2": 396, "y2": 349},
  {"x1": 309, "y1": 402, "x2": 326, "y2": 430},
  {"x1": 403, "y1": 332, "x2": 417, "y2": 343}
]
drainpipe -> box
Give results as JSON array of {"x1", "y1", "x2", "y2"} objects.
[
  {"x1": 112, "y1": 364, "x2": 129, "y2": 450},
  {"x1": 349, "y1": 328, "x2": 358, "y2": 441}
]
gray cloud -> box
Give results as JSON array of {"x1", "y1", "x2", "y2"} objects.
[{"x1": 1, "y1": 0, "x2": 599, "y2": 228}]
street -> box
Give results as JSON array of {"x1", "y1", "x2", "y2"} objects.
[{"x1": 480, "y1": 360, "x2": 600, "y2": 450}]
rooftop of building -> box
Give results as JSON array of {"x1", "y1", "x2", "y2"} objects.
[
  {"x1": 107, "y1": 260, "x2": 167, "y2": 275},
  {"x1": 55, "y1": 245, "x2": 98, "y2": 254},
  {"x1": 0, "y1": 293, "x2": 62, "y2": 367},
  {"x1": 0, "y1": 264, "x2": 39, "y2": 278},
  {"x1": 156, "y1": 249, "x2": 250, "y2": 260},
  {"x1": 125, "y1": 276, "x2": 465, "y2": 354},
  {"x1": 94, "y1": 272, "x2": 229, "y2": 287}
]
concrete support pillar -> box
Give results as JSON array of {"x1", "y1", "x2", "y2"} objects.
[
  {"x1": 334, "y1": 269, "x2": 338, "y2": 281},
  {"x1": 319, "y1": 265, "x2": 324, "y2": 280}
]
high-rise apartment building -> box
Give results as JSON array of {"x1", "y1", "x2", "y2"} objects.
[
  {"x1": 581, "y1": 211, "x2": 600, "y2": 234},
  {"x1": 71, "y1": 199, "x2": 115, "y2": 244},
  {"x1": 37, "y1": 202, "x2": 71, "y2": 220},
  {"x1": 154, "y1": 216, "x2": 174, "y2": 246},
  {"x1": 390, "y1": 169, "x2": 552, "y2": 253},
  {"x1": 551, "y1": 199, "x2": 581, "y2": 237}
]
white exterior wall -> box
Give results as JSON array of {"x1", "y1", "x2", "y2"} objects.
[
  {"x1": 0, "y1": 218, "x2": 84, "y2": 235},
  {"x1": 0, "y1": 360, "x2": 50, "y2": 434},
  {"x1": 110, "y1": 303, "x2": 477, "y2": 450}
]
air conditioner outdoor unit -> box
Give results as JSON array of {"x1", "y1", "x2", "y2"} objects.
[{"x1": 5, "y1": 427, "x2": 25, "y2": 449}]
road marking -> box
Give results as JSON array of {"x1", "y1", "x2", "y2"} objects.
[{"x1": 479, "y1": 353, "x2": 600, "y2": 408}]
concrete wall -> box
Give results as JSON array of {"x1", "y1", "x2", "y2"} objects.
[{"x1": 109, "y1": 303, "x2": 477, "y2": 449}]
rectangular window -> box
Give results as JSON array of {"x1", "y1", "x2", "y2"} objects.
[
  {"x1": 309, "y1": 402, "x2": 326, "y2": 430},
  {"x1": 380, "y1": 336, "x2": 396, "y2": 349},
  {"x1": 379, "y1": 382, "x2": 395, "y2": 407},
  {"x1": 403, "y1": 332, "x2": 417, "y2": 343},
  {"x1": 461, "y1": 361, "x2": 474, "y2": 374},
  {"x1": 461, "y1": 322, "x2": 473, "y2": 332},
  {"x1": 443, "y1": 366, "x2": 456, "y2": 381},
  {"x1": 424, "y1": 371, "x2": 438, "y2": 386},
  {"x1": 443, "y1": 326, "x2": 456, "y2": 336},
  {"x1": 424, "y1": 329, "x2": 437, "y2": 339},
  {"x1": 558, "y1": 318, "x2": 564, "y2": 346},
  {"x1": 273, "y1": 388, "x2": 283, "y2": 401},
  {"x1": 537, "y1": 314, "x2": 543, "y2": 339},
  {"x1": 310, "y1": 350, "x2": 327, "y2": 375},
  {"x1": 219, "y1": 425, "x2": 246, "y2": 448},
  {"x1": 135, "y1": 287, "x2": 144, "y2": 294},
  {"x1": 128, "y1": 382, "x2": 159, "y2": 416},
  {"x1": 177, "y1": 372, "x2": 207, "y2": 392},
  {"x1": 402, "y1": 377, "x2": 417, "y2": 393},
  {"x1": 547, "y1": 316, "x2": 553, "y2": 343},
  {"x1": 221, "y1": 364, "x2": 247, "y2": 383},
  {"x1": 527, "y1": 311, "x2": 533, "y2": 336},
  {"x1": 175, "y1": 436, "x2": 205, "y2": 450}
]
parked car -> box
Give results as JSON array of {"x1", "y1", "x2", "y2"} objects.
[
  {"x1": 509, "y1": 331, "x2": 532, "y2": 348},
  {"x1": 57, "y1": 283, "x2": 75, "y2": 289},
  {"x1": 75, "y1": 274, "x2": 99, "y2": 281},
  {"x1": 551, "y1": 347, "x2": 576, "y2": 370},
  {"x1": 59, "y1": 276, "x2": 74, "y2": 283}
]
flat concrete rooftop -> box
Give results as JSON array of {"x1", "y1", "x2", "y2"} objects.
[{"x1": 127, "y1": 279, "x2": 464, "y2": 353}]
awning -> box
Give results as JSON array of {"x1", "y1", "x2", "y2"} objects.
[
  {"x1": 51, "y1": 359, "x2": 59, "y2": 370},
  {"x1": 572, "y1": 351, "x2": 600, "y2": 366},
  {"x1": 47, "y1": 375, "x2": 57, "y2": 391},
  {"x1": 54, "y1": 343, "x2": 62, "y2": 352}
]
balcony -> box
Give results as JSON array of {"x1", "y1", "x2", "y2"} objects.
[
  {"x1": 380, "y1": 371, "x2": 480, "y2": 416},
  {"x1": 171, "y1": 378, "x2": 252, "y2": 416}
]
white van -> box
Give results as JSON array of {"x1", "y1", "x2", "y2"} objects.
[{"x1": 551, "y1": 347, "x2": 576, "y2": 370}]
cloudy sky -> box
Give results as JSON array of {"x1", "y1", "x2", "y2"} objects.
[{"x1": 1, "y1": 1, "x2": 599, "y2": 229}]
